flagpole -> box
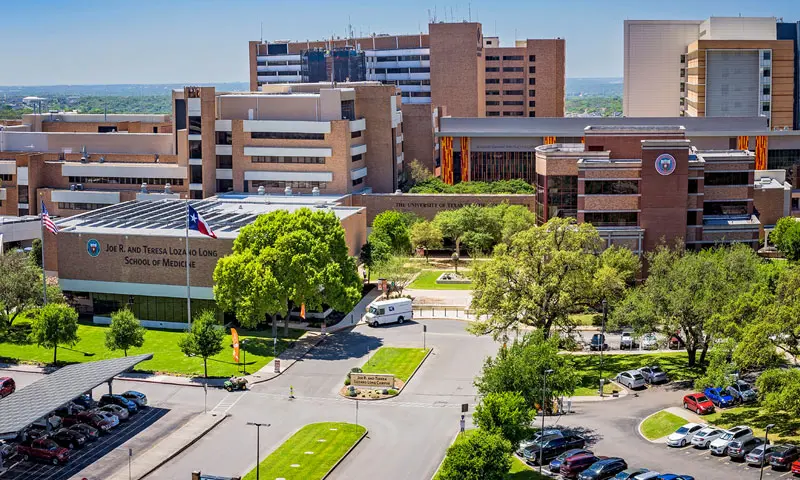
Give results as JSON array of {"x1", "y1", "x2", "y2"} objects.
[
  {"x1": 185, "y1": 200, "x2": 192, "y2": 329},
  {"x1": 40, "y1": 214, "x2": 47, "y2": 306}
]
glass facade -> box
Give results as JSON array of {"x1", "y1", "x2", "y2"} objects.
[
  {"x1": 538, "y1": 174, "x2": 578, "y2": 221},
  {"x1": 704, "y1": 171, "x2": 749, "y2": 186},
  {"x1": 91, "y1": 293, "x2": 218, "y2": 324},
  {"x1": 584, "y1": 212, "x2": 639, "y2": 226},
  {"x1": 469, "y1": 151, "x2": 536, "y2": 184},
  {"x1": 768, "y1": 149, "x2": 800, "y2": 187},
  {"x1": 704, "y1": 201, "x2": 749, "y2": 216},
  {"x1": 583, "y1": 180, "x2": 638, "y2": 195}
]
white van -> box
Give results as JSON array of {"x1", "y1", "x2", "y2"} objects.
[{"x1": 364, "y1": 298, "x2": 413, "y2": 327}]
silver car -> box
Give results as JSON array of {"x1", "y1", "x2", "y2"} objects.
[
  {"x1": 745, "y1": 444, "x2": 777, "y2": 466},
  {"x1": 727, "y1": 380, "x2": 757, "y2": 403},
  {"x1": 616, "y1": 370, "x2": 647, "y2": 389},
  {"x1": 638, "y1": 365, "x2": 668, "y2": 384}
]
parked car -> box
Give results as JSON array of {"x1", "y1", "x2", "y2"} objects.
[
  {"x1": 768, "y1": 444, "x2": 799, "y2": 470},
  {"x1": 48, "y1": 428, "x2": 87, "y2": 449},
  {"x1": 641, "y1": 333, "x2": 658, "y2": 350},
  {"x1": 523, "y1": 434, "x2": 586, "y2": 465},
  {"x1": 99, "y1": 394, "x2": 138, "y2": 413},
  {"x1": 614, "y1": 468, "x2": 649, "y2": 480},
  {"x1": 590, "y1": 333, "x2": 609, "y2": 351},
  {"x1": 578, "y1": 457, "x2": 628, "y2": 480},
  {"x1": 560, "y1": 453, "x2": 604, "y2": 479},
  {"x1": 746, "y1": 444, "x2": 779, "y2": 466},
  {"x1": 518, "y1": 429, "x2": 564, "y2": 454},
  {"x1": 632, "y1": 473, "x2": 662, "y2": 480},
  {"x1": 0, "y1": 377, "x2": 15, "y2": 398},
  {"x1": 710, "y1": 426, "x2": 754, "y2": 456},
  {"x1": 99, "y1": 404, "x2": 130, "y2": 421},
  {"x1": 791, "y1": 458, "x2": 800, "y2": 475},
  {"x1": 728, "y1": 437, "x2": 766, "y2": 461},
  {"x1": 703, "y1": 387, "x2": 736, "y2": 408},
  {"x1": 72, "y1": 394, "x2": 97, "y2": 410},
  {"x1": 620, "y1": 332, "x2": 635, "y2": 350},
  {"x1": 638, "y1": 365, "x2": 668, "y2": 384},
  {"x1": 0, "y1": 439, "x2": 18, "y2": 463},
  {"x1": 682, "y1": 393, "x2": 715, "y2": 415},
  {"x1": 550, "y1": 448, "x2": 592, "y2": 474},
  {"x1": 93, "y1": 410, "x2": 120, "y2": 428},
  {"x1": 666, "y1": 423, "x2": 706, "y2": 447},
  {"x1": 656, "y1": 476, "x2": 695, "y2": 480},
  {"x1": 68, "y1": 423, "x2": 99, "y2": 442},
  {"x1": 364, "y1": 298, "x2": 413, "y2": 327},
  {"x1": 121, "y1": 390, "x2": 148, "y2": 407},
  {"x1": 16, "y1": 437, "x2": 69, "y2": 465},
  {"x1": 727, "y1": 380, "x2": 757, "y2": 403},
  {"x1": 32, "y1": 414, "x2": 62, "y2": 430},
  {"x1": 616, "y1": 370, "x2": 647, "y2": 390},
  {"x1": 61, "y1": 411, "x2": 114, "y2": 432},
  {"x1": 668, "y1": 335, "x2": 685, "y2": 350},
  {"x1": 690, "y1": 427, "x2": 725, "y2": 448},
  {"x1": 55, "y1": 402, "x2": 86, "y2": 418}
]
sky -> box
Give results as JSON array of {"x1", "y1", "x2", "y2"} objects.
[{"x1": 1, "y1": 0, "x2": 799, "y2": 86}]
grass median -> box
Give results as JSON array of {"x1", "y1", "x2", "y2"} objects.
[
  {"x1": 408, "y1": 270, "x2": 473, "y2": 290},
  {"x1": 361, "y1": 346, "x2": 430, "y2": 382},
  {"x1": 706, "y1": 405, "x2": 800, "y2": 444},
  {"x1": 569, "y1": 352, "x2": 700, "y2": 396},
  {"x1": 640, "y1": 411, "x2": 687, "y2": 440},
  {"x1": 0, "y1": 321, "x2": 303, "y2": 377},
  {"x1": 242, "y1": 422, "x2": 365, "y2": 480}
]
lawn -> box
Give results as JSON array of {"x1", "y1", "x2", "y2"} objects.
[
  {"x1": 0, "y1": 322, "x2": 304, "y2": 378},
  {"x1": 569, "y1": 313, "x2": 600, "y2": 327},
  {"x1": 361, "y1": 347, "x2": 430, "y2": 382},
  {"x1": 706, "y1": 405, "x2": 800, "y2": 444},
  {"x1": 242, "y1": 422, "x2": 365, "y2": 480},
  {"x1": 408, "y1": 270, "x2": 473, "y2": 290},
  {"x1": 640, "y1": 411, "x2": 687, "y2": 440},
  {"x1": 569, "y1": 352, "x2": 700, "y2": 397}
]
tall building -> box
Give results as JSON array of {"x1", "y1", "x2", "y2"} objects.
[
  {"x1": 624, "y1": 17, "x2": 796, "y2": 129},
  {"x1": 778, "y1": 21, "x2": 800, "y2": 130}
]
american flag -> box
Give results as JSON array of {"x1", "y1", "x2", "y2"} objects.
[{"x1": 41, "y1": 201, "x2": 59, "y2": 234}]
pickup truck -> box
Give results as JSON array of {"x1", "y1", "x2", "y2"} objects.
[{"x1": 17, "y1": 437, "x2": 69, "y2": 465}]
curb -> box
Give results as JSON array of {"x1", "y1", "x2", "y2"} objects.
[
  {"x1": 569, "y1": 380, "x2": 630, "y2": 403},
  {"x1": 637, "y1": 409, "x2": 670, "y2": 444},
  {"x1": 430, "y1": 429, "x2": 465, "y2": 479},
  {"x1": 249, "y1": 333, "x2": 327, "y2": 386},
  {"x1": 339, "y1": 347, "x2": 433, "y2": 401},
  {"x1": 322, "y1": 427, "x2": 369, "y2": 479}
]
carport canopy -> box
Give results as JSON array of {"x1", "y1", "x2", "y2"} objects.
[{"x1": 0, "y1": 353, "x2": 153, "y2": 438}]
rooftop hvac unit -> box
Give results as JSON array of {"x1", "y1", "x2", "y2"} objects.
[
  {"x1": 760, "y1": 177, "x2": 772, "y2": 185},
  {"x1": 284, "y1": 186, "x2": 292, "y2": 196},
  {"x1": 164, "y1": 183, "x2": 172, "y2": 194},
  {"x1": 69, "y1": 184, "x2": 76, "y2": 191},
  {"x1": 312, "y1": 186, "x2": 320, "y2": 196},
  {"x1": 76, "y1": 184, "x2": 84, "y2": 191},
  {"x1": 257, "y1": 185, "x2": 266, "y2": 195},
  {"x1": 99, "y1": 156, "x2": 105, "y2": 163},
  {"x1": 141, "y1": 183, "x2": 148, "y2": 193}
]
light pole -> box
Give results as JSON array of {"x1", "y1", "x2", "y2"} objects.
[
  {"x1": 540, "y1": 368, "x2": 553, "y2": 474},
  {"x1": 760, "y1": 423, "x2": 775, "y2": 480},
  {"x1": 247, "y1": 422, "x2": 271, "y2": 480},
  {"x1": 599, "y1": 299, "x2": 607, "y2": 397}
]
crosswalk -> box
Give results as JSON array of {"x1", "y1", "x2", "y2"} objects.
[
  {"x1": 246, "y1": 390, "x2": 469, "y2": 409},
  {"x1": 208, "y1": 392, "x2": 248, "y2": 416}
]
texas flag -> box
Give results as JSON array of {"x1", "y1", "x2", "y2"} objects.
[{"x1": 188, "y1": 204, "x2": 217, "y2": 239}]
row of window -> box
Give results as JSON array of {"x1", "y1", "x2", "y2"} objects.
[
  {"x1": 487, "y1": 111, "x2": 536, "y2": 117},
  {"x1": 400, "y1": 91, "x2": 431, "y2": 97},
  {"x1": 0, "y1": 174, "x2": 12, "y2": 181},
  {"x1": 373, "y1": 67, "x2": 430, "y2": 74},
  {"x1": 583, "y1": 180, "x2": 639, "y2": 195},
  {"x1": 352, "y1": 154, "x2": 363, "y2": 162},
  {"x1": 258, "y1": 71, "x2": 302, "y2": 76},
  {"x1": 251, "y1": 180, "x2": 328, "y2": 189},
  {"x1": 503, "y1": 101, "x2": 524, "y2": 106},
  {"x1": 251, "y1": 156, "x2": 326, "y2": 164},
  {"x1": 486, "y1": 67, "x2": 525, "y2": 73},
  {"x1": 396, "y1": 79, "x2": 431, "y2": 86},
  {"x1": 372, "y1": 55, "x2": 430, "y2": 62},
  {"x1": 57, "y1": 202, "x2": 107, "y2": 211},
  {"x1": 92, "y1": 293, "x2": 218, "y2": 324},
  {"x1": 217, "y1": 155, "x2": 233, "y2": 169},
  {"x1": 584, "y1": 212, "x2": 638, "y2": 227},
  {"x1": 257, "y1": 59, "x2": 302, "y2": 66},
  {"x1": 351, "y1": 130, "x2": 362, "y2": 139},
  {"x1": 503, "y1": 78, "x2": 524, "y2": 84},
  {"x1": 352, "y1": 177, "x2": 364, "y2": 187},
  {"x1": 485, "y1": 55, "x2": 535, "y2": 62},
  {"x1": 486, "y1": 89, "x2": 536, "y2": 96},
  {"x1": 251, "y1": 131, "x2": 325, "y2": 140},
  {"x1": 704, "y1": 171, "x2": 750, "y2": 186},
  {"x1": 704, "y1": 201, "x2": 748, "y2": 216},
  {"x1": 66, "y1": 177, "x2": 184, "y2": 186},
  {"x1": 216, "y1": 132, "x2": 232, "y2": 145}
]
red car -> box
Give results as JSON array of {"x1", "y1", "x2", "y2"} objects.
[
  {"x1": 61, "y1": 411, "x2": 113, "y2": 432},
  {"x1": 792, "y1": 459, "x2": 800, "y2": 474},
  {"x1": 560, "y1": 452, "x2": 603, "y2": 479},
  {"x1": 683, "y1": 393, "x2": 715, "y2": 415},
  {"x1": 17, "y1": 437, "x2": 69, "y2": 465},
  {"x1": 0, "y1": 377, "x2": 15, "y2": 398}
]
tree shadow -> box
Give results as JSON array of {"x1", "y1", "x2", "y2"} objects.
[
  {"x1": 559, "y1": 425, "x2": 604, "y2": 448},
  {"x1": 302, "y1": 330, "x2": 384, "y2": 361},
  {"x1": 3, "y1": 322, "x2": 33, "y2": 345},
  {"x1": 712, "y1": 406, "x2": 800, "y2": 440}
]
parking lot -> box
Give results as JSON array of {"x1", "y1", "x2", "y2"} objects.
[{"x1": 2, "y1": 406, "x2": 168, "y2": 480}]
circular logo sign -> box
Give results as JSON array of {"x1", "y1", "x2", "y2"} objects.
[
  {"x1": 87, "y1": 239, "x2": 101, "y2": 257},
  {"x1": 655, "y1": 153, "x2": 677, "y2": 176}
]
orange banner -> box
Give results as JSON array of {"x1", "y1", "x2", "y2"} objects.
[
  {"x1": 544, "y1": 136, "x2": 557, "y2": 145},
  {"x1": 441, "y1": 136, "x2": 454, "y2": 185},
  {"x1": 300, "y1": 303, "x2": 306, "y2": 319},
  {"x1": 231, "y1": 328, "x2": 240, "y2": 363},
  {"x1": 460, "y1": 137, "x2": 470, "y2": 183},
  {"x1": 755, "y1": 135, "x2": 768, "y2": 170},
  {"x1": 737, "y1": 136, "x2": 749, "y2": 150}
]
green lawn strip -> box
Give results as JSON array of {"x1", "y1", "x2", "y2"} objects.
[
  {"x1": 360, "y1": 347, "x2": 430, "y2": 382},
  {"x1": 569, "y1": 313, "x2": 599, "y2": 326},
  {"x1": 0, "y1": 322, "x2": 303, "y2": 378},
  {"x1": 569, "y1": 352, "x2": 700, "y2": 396},
  {"x1": 506, "y1": 456, "x2": 551, "y2": 479},
  {"x1": 242, "y1": 422, "x2": 365, "y2": 480},
  {"x1": 705, "y1": 405, "x2": 800, "y2": 444},
  {"x1": 573, "y1": 382, "x2": 616, "y2": 397},
  {"x1": 640, "y1": 411, "x2": 687, "y2": 440},
  {"x1": 408, "y1": 270, "x2": 473, "y2": 290}
]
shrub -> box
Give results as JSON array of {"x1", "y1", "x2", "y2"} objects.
[
  {"x1": 387, "y1": 389, "x2": 398, "y2": 395},
  {"x1": 344, "y1": 377, "x2": 351, "y2": 386}
]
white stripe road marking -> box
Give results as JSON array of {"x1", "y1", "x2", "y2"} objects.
[
  {"x1": 247, "y1": 391, "x2": 466, "y2": 409},
  {"x1": 209, "y1": 392, "x2": 248, "y2": 415}
]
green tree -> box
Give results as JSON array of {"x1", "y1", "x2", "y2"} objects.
[
  {"x1": 105, "y1": 308, "x2": 146, "y2": 356},
  {"x1": 469, "y1": 218, "x2": 614, "y2": 338},
  {"x1": 410, "y1": 220, "x2": 443, "y2": 261},
  {"x1": 178, "y1": 310, "x2": 225, "y2": 378},
  {"x1": 475, "y1": 330, "x2": 577, "y2": 409},
  {"x1": 434, "y1": 205, "x2": 502, "y2": 255},
  {"x1": 0, "y1": 251, "x2": 43, "y2": 331},
  {"x1": 593, "y1": 246, "x2": 640, "y2": 304},
  {"x1": 359, "y1": 236, "x2": 391, "y2": 281},
  {"x1": 214, "y1": 209, "x2": 361, "y2": 335},
  {"x1": 379, "y1": 255, "x2": 421, "y2": 297},
  {"x1": 756, "y1": 368, "x2": 800, "y2": 417},
  {"x1": 770, "y1": 217, "x2": 800, "y2": 261},
  {"x1": 30, "y1": 239, "x2": 43, "y2": 268},
  {"x1": 694, "y1": 340, "x2": 738, "y2": 390},
  {"x1": 497, "y1": 204, "x2": 536, "y2": 244},
  {"x1": 30, "y1": 303, "x2": 79, "y2": 364},
  {"x1": 371, "y1": 211, "x2": 414, "y2": 253},
  {"x1": 408, "y1": 158, "x2": 433, "y2": 185},
  {"x1": 472, "y1": 392, "x2": 533, "y2": 446},
  {"x1": 437, "y1": 430, "x2": 512, "y2": 480}
]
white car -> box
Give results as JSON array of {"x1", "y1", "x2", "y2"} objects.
[
  {"x1": 616, "y1": 370, "x2": 647, "y2": 389},
  {"x1": 641, "y1": 333, "x2": 658, "y2": 350},
  {"x1": 666, "y1": 423, "x2": 706, "y2": 447},
  {"x1": 690, "y1": 427, "x2": 725, "y2": 448},
  {"x1": 709, "y1": 426, "x2": 754, "y2": 455},
  {"x1": 620, "y1": 331, "x2": 634, "y2": 349},
  {"x1": 93, "y1": 410, "x2": 120, "y2": 428}
]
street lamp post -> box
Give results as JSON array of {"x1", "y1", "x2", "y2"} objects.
[
  {"x1": 760, "y1": 423, "x2": 776, "y2": 480},
  {"x1": 540, "y1": 368, "x2": 554, "y2": 474},
  {"x1": 246, "y1": 422, "x2": 271, "y2": 480},
  {"x1": 600, "y1": 299, "x2": 607, "y2": 397}
]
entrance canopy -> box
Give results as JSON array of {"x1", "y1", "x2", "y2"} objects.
[{"x1": 0, "y1": 353, "x2": 153, "y2": 438}]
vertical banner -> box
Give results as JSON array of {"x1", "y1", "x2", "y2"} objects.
[
  {"x1": 755, "y1": 136, "x2": 768, "y2": 170},
  {"x1": 544, "y1": 136, "x2": 557, "y2": 145},
  {"x1": 441, "y1": 136, "x2": 454, "y2": 185},
  {"x1": 460, "y1": 137, "x2": 470, "y2": 183},
  {"x1": 737, "y1": 135, "x2": 749, "y2": 151},
  {"x1": 231, "y1": 328, "x2": 240, "y2": 363},
  {"x1": 300, "y1": 303, "x2": 306, "y2": 319}
]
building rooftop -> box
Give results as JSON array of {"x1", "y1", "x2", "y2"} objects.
[
  {"x1": 694, "y1": 149, "x2": 754, "y2": 161},
  {"x1": 703, "y1": 215, "x2": 761, "y2": 227},
  {"x1": 585, "y1": 125, "x2": 685, "y2": 134}
]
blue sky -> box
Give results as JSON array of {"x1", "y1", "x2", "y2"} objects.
[{"x1": 1, "y1": 0, "x2": 798, "y2": 86}]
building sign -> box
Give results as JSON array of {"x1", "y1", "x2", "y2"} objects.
[
  {"x1": 655, "y1": 153, "x2": 677, "y2": 176},
  {"x1": 86, "y1": 239, "x2": 101, "y2": 257},
  {"x1": 350, "y1": 373, "x2": 394, "y2": 387}
]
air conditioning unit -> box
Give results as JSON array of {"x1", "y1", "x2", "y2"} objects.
[
  {"x1": 76, "y1": 184, "x2": 84, "y2": 191},
  {"x1": 69, "y1": 184, "x2": 76, "y2": 191}
]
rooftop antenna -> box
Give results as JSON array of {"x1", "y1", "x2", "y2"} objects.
[
  {"x1": 468, "y1": 3, "x2": 471, "y2": 21},
  {"x1": 260, "y1": 22, "x2": 263, "y2": 43}
]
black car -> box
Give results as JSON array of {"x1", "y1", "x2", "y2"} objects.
[
  {"x1": 590, "y1": 333, "x2": 609, "y2": 351},
  {"x1": 68, "y1": 423, "x2": 99, "y2": 442},
  {"x1": 524, "y1": 435, "x2": 586, "y2": 465},
  {"x1": 769, "y1": 444, "x2": 800, "y2": 470},
  {"x1": 49, "y1": 428, "x2": 87, "y2": 449},
  {"x1": 728, "y1": 437, "x2": 767, "y2": 461},
  {"x1": 72, "y1": 394, "x2": 97, "y2": 410},
  {"x1": 55, "y1": 402, "x2": 86, "y2": 418},
  {"x1": 99, "y1": 394, "x2": 138, "y2": 413},
  {"x1": 578, "y1": 457, "x2": 628, "y2": 480}
]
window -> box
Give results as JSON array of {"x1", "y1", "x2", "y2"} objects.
[
  {"x1": 503, "y1": 55, "x2": 523, "y2": 61},
  {"x1": 485, "y1": 67, "x2": 499, "y2": 72},
  {"x1": 504, "y1": 90, "x2": 523, "y2": 96},
  {"x1": 351, "y1": 130, "x2": 362, "y2": 139},
  {"x1": 341, "y1": 100, "x2": 356, "y2": 121},
  {"x1": 767, "y1": 149, "x2": 800, "y2": 186},
  {"x1": 250, "y1": 131, "x2": 325, "y2": 140},
  {"x1": 98, "y1": 126, "x2": 117, "y2": 133},
  {"x1": 529, "y1": 112, "x2": 536, "y2": 117},
  {"x1": 680, "y1": 68, "x2": 685, "y2": 77},
  {"x1": 0, "y1": 174, "x2": 12, "y2": 181},
  {"x1": 486, "y1": 101, "x2": 500, "y2": 106},
  {"x1": 503, "y1": 100, "x2": 524, "y2": 106},
  {"x1": 583, "y1": 180, "x2": 638, "y2": 195},
  {"x1": 529, "y1": 55, "x2": 536, "y2": 62},
  {"x1": 704, "y1": 171, "x2": 749, "y2": 186},
  {"x1": 67, "y1": 176, "x2": 184, "y2": 186},
  {"x1": 688, "y1": 179, "x2": 699, "y2": 193},
  {"x1": 503, "y1": 111, "x2": 524, "y2": 116},
  {"x1": 215, "y1": 155, "x2": 232, "y2": 169},
  {"x1": 529, "y1": 66, "x2": 536, "y2": 74},
  {"x1": 486, "y1": 55, "x2": 500, "y2": 61},
  {"x1": 583, "y1": 212, "x2": 638, "y2": 226},
  {"x1": 763, "y1": 86, "x2": 771, "y2": 95},
  {"x1": 680, "y1": 54, "x2": 686, "y2": 64},
  {"x1": 763, "y1": 69, "x2": 771, "y2": 77},
  {"x1": 704, "y1": 201, "x2": 748, "y2": 216},
  {"x1": 539, "y1": 174, "x2": 578, "y2": 221},
  {"x1": 487, "y1": 111, "x2": 500, "y2": 116},
  {"x1": 352, "y1": 177, "x2": 364, "y2": 186},
  {"x1": 763, "y1": 51, "x2": 771, "y2": 60},
  {"x1": 529, "y1": 78, "x2": 536, "y2": 85},
  {"x1": 251, "y1": 180, "x2": 327, "y2": 190},
  {"x1": 687, "y1": 211, "x2": 701, "y2": 225},
  {"x1": 188, "y1": 116, "x2": 202, "y2": 135},
  {"x1": 529, "y1": 100, "x2": 536, "y2": 108},
  {"x1": 503, "y1": 67, "x2": 523, "y2": 72},
  {"x1": 217, "y1": 179, "x2": 233, "y2": 192},
  {"x1": 190, "y1": 165, "x2": 203, "y2": 183},
  {"x1": 486, "y1": 90, "x2": 500, "y2": 96},
  {"x1": 486, "y1": 79, "x2": 500, "y2": 84},
  {"x1": 189, "y1": 140, "x2": 202, "y2": 159},
  {"x1": 56, "y1": 202, "x2": 107, "y2": 211},
  {"x1": 215, "y1": 131, "x2": 232, "y2": 145},
  {"x1": 503, "y1": 78, "x2": 524, "y2": 84},
  {"x1": 17, "y1": 185, "x2": 28, "y2": 200},
  {"x1": 352, "y1": 154, "x2": 363, "y2": 162},
  {"x1": 251, "y1": 156, "x2": 325, "y2": 164},
  {"x1": 763, "y1": 104, "x2": 770, "y2": 112},
  {"x1": 529, "y1": 89, "x2": 536, "y2": 97}
]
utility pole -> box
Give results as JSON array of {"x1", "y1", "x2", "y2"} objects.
[
  {"x1": 540, "y1": 369, "x2": 553, "y2": 474},
  {"x1": 600, "y1": 299, "x2": 607, "y2": 397},
  {"x1": 246, "y1": 422, "x2": 271, "y2": 480}
]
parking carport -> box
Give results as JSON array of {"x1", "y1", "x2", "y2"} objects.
[{"x1": 0, "y1": 353, "x2": 153, "y2": 442}]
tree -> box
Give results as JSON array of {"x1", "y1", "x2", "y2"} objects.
[
  {"x1": 594, "y1": 246, "x2": 640, "y2": 304},
  {"x1": 214, "y1": 209, "x2": 361, "y2": 335},
  {"x1": 694, "y1": 340, "x2": 738, "y2": 390},
  {"x1": 469, "y1": 217, "x2": 616, "y2": 338},
  {"x1": 408, "y1": 158, "x2": 433, "y2": 184},
  {"x1": 105, "y1": 309, "x2": 146, "y2": 356},
  {"x1": 359, "y1": 236, "x2": 391, "y2": 282},
  {"x1": 770, "y1": 217, "x2": 800, "y2": 261},
  {"x1": 497, "y1": 204, "x2": 536, "y2": 245},
  {"x1": 472, "y1": 392, "x2": 533, "y2": 446},
  {"x1": 30, "y1": 303, "x2": 79, "y2": 364},
  {"x1": 475, "y1": 330, "x2": 577, "y2": 409},
  {"x1": 409, "y1": 220, "x2": 443, "y2": 261},
  {"x1": 30, "y1": 239, "x2": 43, "y2": 268},
  {"x1": 437, "y1": 429, "x2": 512, "y2": 480},
  {"x1": 371, "y1": 210, "x2": 414, "y2": 253},
  {"x1": 434, "y1": 205, "x2": 503, "y2": 255},
  {"x1": 379, "y1": 255, "x2": 421, "y2": 297},
  {"x1": 0, "y1": 251, "x2": 42, "y2": 331},
  {"x1": 756, "y1": 368, "x2": 800, "y2": 417},
  {"x1": 178, "y1": 310, "x2": 225, "y2": 378}
]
